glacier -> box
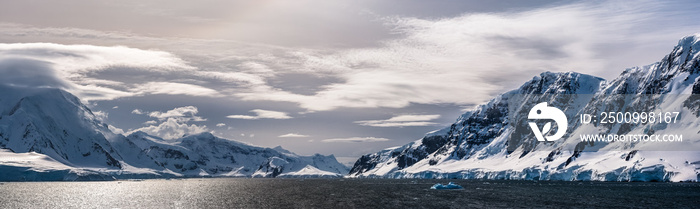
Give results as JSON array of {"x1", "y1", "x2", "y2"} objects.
[{"x1": 349, "y1": 34, "x2": 700, "y2": 182}]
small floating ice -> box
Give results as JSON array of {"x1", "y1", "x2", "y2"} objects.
[{"x1": 430, "y1": 182, "x2": 463, "y2": 190}]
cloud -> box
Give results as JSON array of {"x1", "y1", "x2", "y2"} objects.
[
  {"x1": 131, "y1": 109, "x2": 144, "y2": 114},
  {"x1": 0, "y1": 43, "x2": 191, "y2": 74},
  {"x1": 2, "y1": 1, "x2": 698, "y2": 117},
  {"x1": 0, "y1": 58, "x2": 71, "y2": 89},
  {"x1": 216, "y1": 123, "x2": 226, "y2": 127},
  {"x1": 0, "y1": 42, "x2": 226, "y2": 101},
  {"x1": 129, "y1": 106, "x2": 208, "y2": 139},
  {"x1": 278, "y1": 133, "x2": 310, "y2": 138},
  {"x1": 355, "y1": 114, "x2": 441, "y2": 127},
  {"x1": 131, "y1": 82, "x2": 222, "y2": 97},
  {"x1": 147, "y1": 106, "x2": 205, "y2": 122},
  {"x1": 234, "y1": 1, "x2": 700, "y2": 111},
  {"x1": 130, "y1": 118, "x2": 208, "y2": 140},
  {"x1": 108, "y1": 125, "x2": 125, "y2": 135},
  {"x1": 92, "y1": 111, "x2": 109, "y2": 122},
  {"x1": 5, "y1": 0, "x2": 699, "y2": 114},
  {"x1": 227, "y1": 109, "x2": 292, "y2": 120},
  {"x1": 321, "y1": 137, "x2": 391, "y2": 143},
  {"x1": 0, "y1": 22, "x2": 161, "y2": 42}
]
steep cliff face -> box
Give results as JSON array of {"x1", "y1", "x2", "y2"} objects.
[
  {"x1": 350, "y1": 35, "x2": 700, "y2": 182},
  {"x1": 349, "y1": 72, "x2": 606, "y2": 177}
]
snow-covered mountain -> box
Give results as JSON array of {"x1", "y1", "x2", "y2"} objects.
[
  {"x1": 0, "y1": 86, "x2": 347, "y2": 180},
  {"x1": 115, "y1": 131, "x2": 348, "y2": 178},
  {"x1": 0, "y1": 85, "x2": 123, "y2": 169},
  {"x1": 349, "y1": 34, "x2": 700, "y2": 182}
]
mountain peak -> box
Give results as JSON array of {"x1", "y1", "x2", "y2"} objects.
[
  {"x1": 678, "y1": 34, "x2": 700, "y2": 47},
  {"x1": 671, "y1": 34, "x2": 700, "y2": 69},
  {"x1": 273, "y1": 145, "x2": 293, "y2": 154},
  {"x1": 349, "y1": 34, "x2": 700, "y2": 182},
  {"x1": 519, "y1": 71, "x2": 604, "y2": 95},
  {"x1": 602, "y1": 34, "x2": 700, "y2": 95},
  {"x1": 0, "y1": 84, "x2": 121, "y2": 169}
]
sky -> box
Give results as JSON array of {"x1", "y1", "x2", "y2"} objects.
[{"x1": 1, "y1": 0, "x2": 699, "y2": 165}]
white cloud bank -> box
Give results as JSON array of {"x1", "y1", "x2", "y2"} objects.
[
  {"x1": 1, "y1": 1, "x2": 699, "y2": 114},
  {"x1": 129, "y1": 106, "x2": 208, "y2": 139},
  {"x1": 1, "y1": 0, "x2": 698, "y2": 159},
  {"x1": 147, "y1": 106, "x2": 206, "y2": 122},
  {"x1": 278, "y1": 133, "x2": 310, "y2": 138},
  {"x1": 0, "y1": 43, "x2": 226, "y2": 101},
  {"x1": 355, "y1": 114, "x2": 441, "y2": 127},
  {"x1": 321, "y1": 137, "x2": 391, "y2": 143},
  {"x1": 233, "y1": 1, "x2": 700, "y2": 111},
  {"x1": 227, "y1": 109, "x2": 292, "y2": 120}
]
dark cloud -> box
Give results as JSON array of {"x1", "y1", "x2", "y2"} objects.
[{"x1": 0, "y1": 58, "x2": 70, "y2": 89}]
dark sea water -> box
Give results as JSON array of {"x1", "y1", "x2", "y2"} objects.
[{"x1": 0, "y1": 178, "x2": 698, "y2": 208}]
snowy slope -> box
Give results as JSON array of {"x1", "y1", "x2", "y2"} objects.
[
  {"x1": 0, "y1": 148, "x2": 115, "y2": 181},
  {"x1": 350, "y1": 34, "x2": 700, "y2": 182},
  {"x1": 119, "y1": 132, "x2": 349, "y2": 178},
  {"x1": 0, "y1": 85, "x2": 123, "y2": 169},
  {"x1": 277, "y1": 165, "x2": 344, "y2": 178},
  {"x1": 0, "y1": 85, "x2": 348, "y2": 180}
]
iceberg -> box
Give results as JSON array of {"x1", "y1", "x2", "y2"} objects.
[{"x1": 430, "y1": 182, "x2": 463, "y2": 190}]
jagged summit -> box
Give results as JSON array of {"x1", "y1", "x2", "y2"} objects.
[
  {"x1": 350, "y1": 35, "x2": 700, "y2": 182},
  {"x1": 604, "y1": 34, "x2": 700, "y2": 95},
  {"x1": 519, "y1": 71, "x2": 604, "y2": 95},
  {"x1": 677, "y1": 34, "x2": 700, "y2": 51},
  {"x1": 349, "y1": 71, "x2": 606, "y2": 176}
]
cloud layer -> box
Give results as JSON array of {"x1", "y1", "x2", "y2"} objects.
[
  {"x1": 130, "y1": 106, "x2": 208, "y2": 139},
  {"x1": 227, "y1": 109, "x2": 292, "y2": 120},
  {"x1": 278, "y1": 133, "x2": 310, "y2": 138},
  {"x1": 322, "y1": 137, "x2": 391, "y2": 143},
  {"x1": 355, "y1": 114, "x2": 441, "y2": 127},
  {"x1": 0, "y1": 43, "x2": 223, "y2": 101},
  {"x1": 147, "y1": 106, "x2": 206, "y2": 122},
  {"x1": 3, "y1": 0, "x2": 699, "y2": 112},
  {"x1": 232, "y1": 0, "x2": 700, "y2": 111}
]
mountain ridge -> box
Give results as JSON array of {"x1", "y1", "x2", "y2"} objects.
[
  {"x1": 349, "y1": 34, "x2": 700, "y2": 182},
  {"x1": 0, "y1": 86, "x2": 348, "y2": 180}
]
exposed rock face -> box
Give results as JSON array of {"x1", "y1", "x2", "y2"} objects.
[{"x1": 350, "y1": 35, "x2": 700, "y2": 182}]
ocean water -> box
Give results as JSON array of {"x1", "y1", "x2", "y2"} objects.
[{"x1": 0, "y1": 179, "x2": 698, "y2": 208}]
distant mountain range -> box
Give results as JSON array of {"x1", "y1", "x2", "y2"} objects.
[
  {"x1": 1, "y1": 35, "x2": 698, "y2": 182},
  {"x1": 349, "y1": 34, "x2": 700, "y2": 182},
  {"x1": 0, "y1": 85, "x2": 347, "y2": 181}
]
